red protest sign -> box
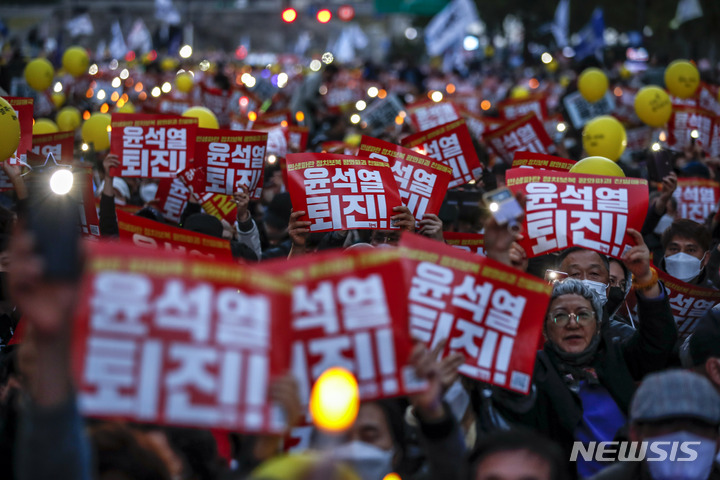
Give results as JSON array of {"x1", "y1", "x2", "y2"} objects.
[
  {"x1": 656, "y1": 268, "x2": 720, "y2": 339},
  {"x1": 72, "y1": 240, "x2": 291, "y2": 433},
  {"x1": 483, "y1": 114, "x2": 554, "y2": 164},
  {"x1": 673, "y1": 177, "x2": 720, "y2": 223},
  {"x1": 358, "y1": 135, "x2": 452, "y2": 223},
  {"x1": 155, "y1": 177, "x2": 191, "y2": 224},
  {"x1": 497, "y1": 95, "x2": 548, "y2": 122},
  {"x1": 399, "y1": 233, "x2": 552, "y2": 394},
  {"x1": 31, "y1": 131, "x2": 75, "y2": 164},
  {"x1": 117, "y1": 210, "x2": 232, "y2": 259},
  {"x1": 401, "y1": 119, "x2": 483, "y2": 189},
  {"x1": 199, "y1": 84, "x2": 235, "y2": 128},
  {"x1": 194, "y1": 127, "x2": 267, "y2": 196},
  {"x1": 442, "y1": 232, "x2": 485, "y2": 256},
  {"x1": 267, "y1": 247, "x2": 426, "y2": 403},
  {"x1": 199, "y1": 193, "x2": 238, "y2": 225},
  {"x1": 625, "y1": 126, "x2": 653, "y2": 153},
  {"x1": 461, "y1": 110, "x2": 503, "y2": 142},
  {"x1": 288, "y1": 126, "x2": 309, "y2": 153},
  {"x1": 5, "y1": 97, "x2": 33, "y2": 161},
  {"x1": 110, "y1": 113, "x2": 198, "y2": 178},
  {"x1": 506, "y1": 168, "x2": 649, "y2": 258},
  {"x1": 77, "y1": 167, "x2": 100, "y2": 238},
  {"x1": 667, "y1": 105, "x2": 714, "y2": 150},
  {"x1": 407, "y1": 100, "x2": 461, "y2": 131},
  {"x1": 286, "y1": 152, "x2": 403, "y2": 232},
  {"x1": 511, "y1": 152, "x2": 576, "y2": 172}
]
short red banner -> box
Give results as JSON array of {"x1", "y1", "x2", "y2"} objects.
[
  {"x1": 442, "y1": 232, "x2": 485, "y2": 256},
  {"x1": 31, "y1": 131, "x2": 75, "y2": 165},
  {"x1": 511, "y1": 151, "x2": 576, "y2": 172}
]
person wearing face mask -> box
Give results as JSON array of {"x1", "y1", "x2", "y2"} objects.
[
  {"x1": 467, "y1": 273, "x2": 677, "y2": 479},
  {"x1": 659, "y1": 219, "x2": 720, "y2": 289},
  {"x1": 589, "y1": 369, "x2": 720, "y2": 480}
]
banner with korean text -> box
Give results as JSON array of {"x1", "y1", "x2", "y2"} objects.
[
  {"x1": 266, "y1": 247, "x2": 426, "y2": 404},
  {"x1": 407, "y1": 100, "x2": 461, "y2": 131},
  {"x1": 194, "y1": 128, "x2": 267, "y2": 198},
  {"x1": 1, "y1": 97, "x2": 33, "y2": 191},
  {"x1": 673, "y1": 177, "x2": 720, "y2": 223},
  {"x1": 657, "y1": 268, "x2": 720, "y2": 338},
  {"x1": 286, "y1": 153, "x2": 402, "y2": 232},
  {"x1": 110, "y1": 113, "x2": 198, "y2": 178},
  {"x1": 497, "y1": 95, "x2": 548, "y2": 122},
  {"x1": 667, "y1": 105, "x2": 714, "y2": 150},
  {"x1": 155, "y1": 178, "x2": 191, "y2": 224},
  {"x1": 31, "y1": 131, "x2": 75, "y2": 165},
  {"x1": 483, "y1": 114, "x2": 554, "y2": 164},
  {"x1": 175, "y1": 167, "x2": 239, "y2": 225},
  {"x1": 72, "y1": 240, "x2": 291, "y2": 432},
  {"x1": 399, "y1": 233, "x2": 551, "y2": 394},
  {"x1": 443, "y1": 232, "x2": 485, "y2": 256},
  {"x1": 359, "y1": 136, "x2": 452, "y2": 223},
  {"x1": 117, "y1": 210, "x2": 232, "y2": 259},
  {"x1": 506, "y1": 169, "x2": 649, "y2": 258},
  {"x1": 511, "y1": 151, "x2": 575, "y2": 171},
  {"x1": 401, "y1": 119, "x2": 482, "y2": 188}
]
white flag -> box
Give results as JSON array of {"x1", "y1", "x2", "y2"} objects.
[
  {"x1": 673, "y1": 0, "x2": 703, "y2": 26},
  {"x1": 551, "y1": 0, "x2": 570, "y2": 48},
  {"x1": 65, "y1": 14, "x2": 94, "y2": 37},
  {"x1": 127, "y1": 19, "x2": 153, "y2": 55},
  {"x1": 109, "y1": 21, "x2": 128, "y2": 59},
  {"x1": 155, "y1": 0, "x2": 181, "y2": 26},
  {"x1": 424, "y1": 0, "x2": 480, "y2": 56}
]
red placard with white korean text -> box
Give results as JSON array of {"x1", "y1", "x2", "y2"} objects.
[
  {"x1": 155, "y1": 177, "x2": 191, "y2": 224},
  {"x1": 194, "y1": 127, "x2": 267, "y2": 196},
  {"x1": 399, "y1": 233, "x2": 552, "y2": 394},
  {"x1": 442, "y1": 232, "x2": 485, "y2": 256},
  {"x1": 288, "y1": 126, "x2": 309, "y2": 153},
  {"x1": 110, "y1": 113, "x2": 198, "y2": 178},
  {"x1": 359, "y1": 136, "x2": 452, "y2": 223},
  {"x1": 200, "y1": 193, "x2": 238, "y2": 225},
  {"x1": 667, "y1": 105, "x2": 714, "y2": 150},
  {"x1": 199, "y1": 84, "x2": 234, "y2": 128},
  {"x1": 78, "y1": 167, "x2": 100, "y2": 238},
  {"x1": 177, "y1": 165, "x2": 206, "y2": 195},
  {"x1": 497, "y1": 95, "x2": 548, "y2": 122},
  {"x1": 511, "y1": 152, "x2": 575, "y2": 172},
  {"x1": 157, "y1": 95, "x2": 193, "y2": 116},
  {"x1": 673, "y1": 177, "x2": 720, "y2": 223},
  {"x1": 266, "y1": 247, "x2": 426, "y2": 404},
  {"x1": 117, "y1": 210, "x2": 232, "y2": 259},
  {"x1": 31, "y1": 131, "x2": 75, "y2": 164},
  {"x1": 320, "y1": 141, "x2": 358, "y2": 155},
  {"x1": 401, "y1": 119, "x2": 483, "y2": 189},
  {"x1": 483, "y1": 114, "x2": 554, "y2": 164},
  {"x1": 654, "y1": 267, "x2": 720, "y2": 339},
  {"x1": 407, "y1": 101, "x2": 461, "y2": 132},
  {"x1": 461, "y1": 110, "x2": 503, "y2": 143},
  {"x1": 625, "y1": 126, "x2": 653, "y2": 153},
  {"x1": 71, "y1": 240, "x2": 291, "y2": 433},
  {"x1": 286, "y1": 153, "x2": 402, "y2": 232},
  {"x1": 4, "y1": 97, "x2": 33, "y2": 161},
  {"x1": 506, "y1": 168, "x2": 649, "y2": 258}
]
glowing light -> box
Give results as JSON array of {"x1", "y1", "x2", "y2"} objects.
[
  {"x1": 111, "y1": 77, "x2": 121, "y2": 88},
  {"x1": 446, "y1": 83, "x2": 456, "y2": 94},
  {"x1": 268, "y1": 154, "x2": 277, "y2": 164},
  {"x1": 614, "y1": 87, "x2": 623, "y2": 97},
  {"x1": 541, "y1": 52, "x2": 553, "y2": 64},
  {"x1": 81, "y1": 143, "x2": 89, "y2": 151},
  {"x1": 431, "y1": 91, "x2": 443, "y2": 102},
  {"x1": 659, "y1": 131, "x2": 667, "y2": 142},
  {"x1": 557, "y1": 122, "x2": 567, "y2": 133},
  {"x1": 316, "y1": 9, "x2": 332, "y2": 24},
  {"x1": 481, "y1": 100, "x2": 492, "y2": 111},
  {"x1": 199, "y1": 60, "x2": 210, "y2": 72},
  {"x1": 489, "y1": 202, "x2": 499, "y2": 212},
  {"x1": 100, "y1": 103, "x2": 109, "y2": 113},
  {"x1": 356, "y1": 100, "x2": 367, "y2": 111},
  {"x1": 319, "y1": 85, "x2": 328, "y2": 95},
  {"x1": 281, "y1": 120, "x2": 288, "y2": 127},
  {"x1": 248, "y1": 111, "x2": 257, "y2": 122},
  {"x1": 405, "y1": 28, "x2": 417, "y2": 40},
  {"x1": 529, "y1": 78, "x2": 539, "y2": 89},
  {"x1": 138, "y1": 92, "x2": 147, "y2": 101},
  {"x1": 109, "y1": 59, "x2": 119, "y2": 70},
  {"x1": 367, "y1": 86, "x2": 379, "y2": 98},
  {"x1": 377, "y1": 89, "x2": 387, "y2": 99},
  {"x1": 295, "y1": 111, "x2": 305, "y2": 122},
  {"x1": 161, "y1": 82, "x2": 172, "y2": 93},
  {"x1": 120, "y1": 68, "x2": 129, "y2": 79},
  {"x1": 651, "y1": 142, "x2": 661, "y2": 151},
  {"x1": 338, "y1": 5, "x2": 355, "y2": 22},
  {"x1": 383, "y1": 474, "x2": 401, "y2": 480},
  {"x1": 125, "y1": 51, "x2": 136, "y2": 62},
  {"x1": 135, "y1": 82, "x2": 144, "y2": 92},
  {"x1": 85, "y1": 88, "x2": 93, "y2": 99},
  {"x1": 282, "y1": 8, "x2": 297, "y2": 23},
  {"x1": 463, "y1": 36, "x2": 479, "y2": 51},
  {"x1": 322, "y1": 52, "x2": 334, "y2": 64},
  {"x1": 151, "y1": 87, "x2": 161, "y2": 97},
  {"x1": 106, "y1": 125, "x2": 112, "y2": 133},
  {"x1": 82, "y1": 111, "x2": 91, "y2": 120},
  {"x1": 277, "y1": 72, "x2": 289, "y2": 88},
  {"x1": 350, "y1": 114, "x2": 361, "y2": 124},
  {"x1": 691, "y1": 129, "x2": 700, "y2": 139},
  {"x1": 309, "y1": 367, "x2": 359, "y2": 432},
  {"x1": 395, "y1": 115, "x2": 404, "y2": 125},
  {"x1": 49, "y1": 169, "x2": 73, "y2": 195},
  {"x1": 88, "y1": 64, "x2": 98, "y2": 75},
  {"x1": 310, "y1": 59, "x2": 322, "y2": 72},
  {"x1": 53, "y1": 82, "x2": 63, "y2": 93},
  {"x1": 110, "y1": 92, "x2": 120, "y2": 102},
  {"x1": 179, "y1": 45, "x2": 193, "y2": 58},
  {"x1": 97, "y1": 90, "x2": 106, "y2": 100}
]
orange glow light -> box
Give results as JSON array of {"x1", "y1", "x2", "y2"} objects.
[
  {"x1": 529, "y1": 78, "x2": 540, "y2": 89},
  {"x1": 248, "y1": 111, "x2": 257, "y2": 122},
  {"x1": 110, "y1": 92, "x2": 120, "y2": 102},
  {"x1": 85, "y1": 89, "x2": 93, "y2": 98},
  {"x1": 446, "y1": 83, "x2": 456, "y2": 94},
  {"x1": 317, "y1": 9, "x2": 332, "y2": 24},
  {"x1": 100, "y1": 103, "x2": 109, "y2": 113},
  {"x1": 481, "y1": 100, "x2": 492, "y2": 111},
  {"x1": 281, "y1": 120, "x2": 288, "y2": 127},
  {"x1": 138, "y1": 92, "x2": 147, "y2": 101},
  {"x1": 83, "y1": 110, "x2": 91, "y2": 120},
  {"x1": 282, "y1": 8, "x2": 297, "y2": 23},
  {"x1": 378, "y1": 89, "x2": 387, "y2": 99},
  {"x1": 295, "y1": 111, "x2": 305, "y2": 122},
  {"x1": 614, "y1": 87, "x2": 623, "y2": 96}
]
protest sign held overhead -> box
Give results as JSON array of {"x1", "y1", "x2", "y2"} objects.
[
  {"x1": 31, "y1": 131, "x2": 75, "y2": 165},
  {"x1": 511, "y1": 151, "x2": 576, "y2": 171},
  {"x1": 72, "y1": 240, "x2": 292, "y2": 433},
  {"x1": 286, "y1": 152, "x2": 402, "y2": 232},
  {"x1": 505, "y1": 168, "x2": 649, "y2": 258},
  {"x1": 406, "y1": 100, "x2": 461, "y2": 131},
  {"x1": 673, "y1": 177, "x2": 720, "y2": 223},
  {"x1": 483, "y1": 114, "x2": 554, "y2": 164},
  {"x1": 399, "y1": 233, "x2": 552, "y2": 394}
]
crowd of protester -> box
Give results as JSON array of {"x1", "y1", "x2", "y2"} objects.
[{"x1": 3, "y1": 17, "x2": 720, "y2": 480}]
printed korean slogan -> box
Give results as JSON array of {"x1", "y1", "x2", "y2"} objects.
[
  {"x1": 506, "y1": 168, "x2": 649, "y2": 258},
  {"x1": 673, "y1": 177, "x2": 720, "y2": 223},
  {"x1": 406, "y1": 100, "x2": 461, "y2": 131},
  {"x1": 31, "y1": 131, "x2": 75, "y2": 165},
  {"x1": 72, "y1": 240, "x2": 292, "y2": 433},
  {"x1": 442, "y1": 232, "x2": 485, "y2": 256},
  {"x1": 483, "y1": 114, "x2": 554, "y2": 164},
  {"x1": 399, "y1": 233, "x2": 551, "y2": 394},
  {"x1": 511, "y1": 151, "x2": 575, "y2": 172}
]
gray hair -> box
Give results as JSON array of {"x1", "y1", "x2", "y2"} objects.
[{"x1": 548, "y1": 278, "x2": 604, "y2": 325}]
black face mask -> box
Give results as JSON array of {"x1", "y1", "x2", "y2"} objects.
[{"x1": 606, "y1": 286, "x2": 626, "y2": 314}]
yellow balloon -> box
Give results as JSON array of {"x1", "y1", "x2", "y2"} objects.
[
  {"x1": 81, "y1": 113, "x2": 112, "y2": 150},
  {"x1": 510, "y1": 86, "x2": 530, "y2": 99},
  {"x1": 309, "y1": 367, "x2": 359, "y2": 432},
  {"x1": 117, "y1": 102, "x2": 135, "y2": 113},
  {"x1": 24, "y1": 58, "x2": 55, "y2": 92},
  {"x1": 33, "y1": 118, "x2": 59, "y2": 135},
  {"x1": 56, "y1": 106, "x2": 82, "y2": 131},
  {"x1": 182, "y1": 106, "x2": 218, "y2": 129},
  {"x1": 578, "y1": 68, "x2": 609, "y2": 103},
  {"x1": 0, "y1": 97, "x2": 21, "y2": 162},
  {"x1": 51, "y1": 92, "x2": 66, "y2": 108},
  {"x1": 634, "y1": 86, "x2": 672, "y2": 128},
  {"x1": 546, "y1": 60, "x2": 559, "y2": 73},
  {"x1": 62, "y1": 46, "x2": 89, "y2": 77},
  {"x1": 619, "y1": 66, "x2": 632, "y2": 80},
  {"x1": 176, "y1": 73, "x2": 194, "y2": 93},
  {"x1": 664, "y1": 60, "x2": 699, "y2": 99},
  {"x1": 582, "y1": 115, "x2": 627, "y2": 161},
  {"x1": 569, "y1": 156, "x2": 626, "y2": 177},
  {"x1": 161, "y1": 57, "x2": 178, "y2": 72}
]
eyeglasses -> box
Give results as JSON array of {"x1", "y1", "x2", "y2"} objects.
[
  {"x1": 609, "y1": 279, "x2": 628, "y2": 290},
  {"x1": 552, "y1": 310, "x2": 595, "y2": 327}
]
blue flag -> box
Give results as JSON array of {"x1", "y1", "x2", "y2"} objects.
[{"x1": 574, "y1": 8, "x2": 604, "y2": 61}]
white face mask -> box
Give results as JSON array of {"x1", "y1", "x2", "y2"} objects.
[
  {"x1": 139, "y1": 182, "x2": 158, "y2": 203},
  {"x1": 646, "y1": 431, "x2": 717, "y2": 480},
  {"x1": 581, "y1": 279, "x2": 608, "y2": 305},
  {"x1": 332, "y1": 440, "x2": 394, "y2": 480},
  {"x1": 665, "y1": 252, "x2": 704, "y2": 282}
]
